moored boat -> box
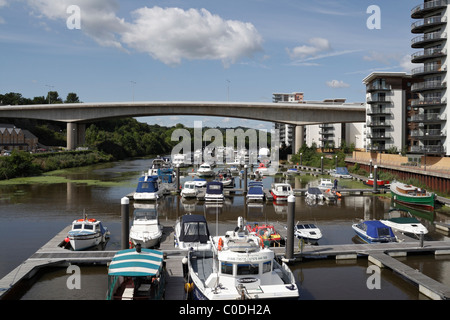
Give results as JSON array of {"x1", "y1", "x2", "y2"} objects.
[
  {"x1": 133, "y1": 174, "x2": 163, "y2": 201},
  {"x1": 205, "y1": 181, "x2": 224, "y2": 202},
  {"x1": 270, "y1": 183, "x2": 294, "y2": 201},
  {"x1": 181, "y1": 181, "x2": 200, "y2": 198},
  {"x1": 106, "y1": 246, "x2": 165, "y2": 300},
  {"x1": 352, "y1": 220, "x2": 397, "y2": 243},
  {"x1": 67, "y1": 216, "x2": 109, "y2": 251},
  {"x1": 197, "y1": 163, "x2": 215, "y2": 177},
  {"x1": 390, "y1": 181, "x2": 435, "y2": 211},
  {"x1": 174, "y1": 214, "x2": 212, "y2": 251},
  {"x1": 380, "y1": 208, "x2": 428, "y2": 235},
  {"x1": 246, "y1": 184, "x2": 265, "y2": 202},
  {"x1": 293, "y1": 223, "x2": 323, "y2": 244},
  {"x1": 246, "y1": 222, "x2": 283, "y2": 246},
  {"x1": 305, "y1": 187, "x2": 324, "y2": 201},
  {"x1": 186, "y1": 217, "x2": 299, "y2": 300},
  {"x1": 129, "y1": 204, "x2": 163, "y2": 249},
  {"x1": 317, "y1": 178, "x2": 334, "y2": 191}
]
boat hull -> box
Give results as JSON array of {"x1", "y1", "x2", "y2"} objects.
[
  {"x1": 69, "y1": 233, "x2": 104, "y2": 251},
  {"x1": 390, "y1": 190, "x2": 435, "y2": 211},
  {"x1": 351, "y1": 225, "x2": 396, "y2": 244}
]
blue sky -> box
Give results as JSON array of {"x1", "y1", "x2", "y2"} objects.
[{"x1": 0, "y1": 0, "x2": 416, "y2": 129}]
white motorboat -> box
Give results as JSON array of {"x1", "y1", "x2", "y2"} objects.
[
  {"x1": 67, "y1": 216, "x2": 109, "y2": 251},
  {"x1": 293, "y1": 223, "x2": 323, "y2": 244},
  {"x1": 331, "y1": 167, "x2": 352, "y2": 179},
  {"x1": 174, "y1": 214, "x2": 212, "y2": 251},
  {"x1": 205, "y1": 181, "x2": 224, "y2": 202},
  {"x1": 380, "y1": 208, "x2": 428, "y2": 236},
  {"x1": 129, "y1": 204, "x2": 163, "y2": 249},
  {"x1": 181, "y1": 181, "x2": 200, "y2": 198},
  {"x1": 270, "y1": 183, "x2": 294, "y2": 201},
  {"x1": 133, "y1": 174, "x2": 163, "y2": 201},
  {"x1": 246, "y1": 184, "x2": 265, "y2": 202},
  {"x1": 317, "y1": 178, "x2": 334, "y2": 191},
  {"x1": 186, "y1": 217, "x2": 299, "y2": 300},
  {"x1": 172, "y1": 153, "x2": 189, "y2": 168},
  {"x1": 193, "y1": 178, "x2": 207, "y2": 189},
  {"x1": 197, "y1": 163, "x2": 215, "y2": 177},
  {"x1": 216, "y1": 169, "x2": 234, "y2": 188}
]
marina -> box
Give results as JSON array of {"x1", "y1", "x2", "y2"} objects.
[{"x1": 1, "y1": 158, "x2": 450, "y2": 301}]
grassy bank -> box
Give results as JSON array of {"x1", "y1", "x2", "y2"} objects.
[{"x1": 0, "y1": 149, "x2": 113, "y2": 181}]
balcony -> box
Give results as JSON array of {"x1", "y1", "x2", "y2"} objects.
[
  {"x1": 411, "y1": 80, "x2": 446, "y2": 92},
  {"x1": 410, "y1": 145, "x2": 446, "y2": 154},
  {"x1": 367, "y1": 96, "x2": 392, "y2": 104},
  {"x1": 366, "y1": 84, "x2": 392, "y2": 93},
  {"x1": 411, "y1": 15, "x2": 447, "y2": 33},
  {"x1": 366, "y1": 121, "x2": 392, "y2": 128},
  {"x1": 411, "y1": 129, "x2": 446, "y2": 139},
  {"x1": 411, "y1": 48, "x2": 446, "y2": 63},
  {"x1": 367, "y1": 133, "x2": 393, "y2": 140},
  {"x1": 367, "y1": 107, "x2": 393, "y2": 116},
  {"x1": 411, "y1": 97, "x2": 446, "y2": 107},
  {"x1": 411, "y1": 113, "x2": 447, "y2": 123},
  {"x1": 411, "y1": 0, "x2": 448, "y2": 19},
  {"x1": 411, "y1": 64, "x2": 446, "y2": 76},
  {"x1": 411, "y1": 32, "x2": 446, "y2": 48}
]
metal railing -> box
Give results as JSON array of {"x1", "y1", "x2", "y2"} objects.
[{"x1": 411, "y1": 0, "x2": 448, "y2": 17}]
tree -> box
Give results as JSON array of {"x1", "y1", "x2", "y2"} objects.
[
  {"x1": 46, "y1": 91, "x2": 63, "y2": 104},
  {"x1": 65, "y1": 93, "x2": 81, "y2": 103}
]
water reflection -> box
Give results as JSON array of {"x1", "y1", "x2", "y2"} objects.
[{"x1": 0, "y1": 158, "x2": 449, "y2": 300}]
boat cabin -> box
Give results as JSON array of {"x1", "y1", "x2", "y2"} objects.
[{"x1": 395, "y1": 184, "x2": 428, "y2": 196}]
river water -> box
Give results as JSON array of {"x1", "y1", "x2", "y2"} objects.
[{"x1": 1, "y1": 157, "x2": 449, "y2": 300}]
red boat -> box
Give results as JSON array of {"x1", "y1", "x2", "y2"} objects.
[
  {"x1": 364, "y1": 178, "x2": 390, "y2": 188},
  {"x1": 246, "y1": 223, "x2": 283, "y2": 247}
]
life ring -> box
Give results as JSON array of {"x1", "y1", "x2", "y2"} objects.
[
  {"x1": 77, "y1": 219, "x2": 85, "y2": 222},
  {"x1": 184, "y1": 282, "x2": 193, "y2": 293},
  {"x1": 88, "y1": 219, "x2": 96, "y2": 222},
  {"x1": 218, "y1": 237, "x2": 224, "y2": 251}
]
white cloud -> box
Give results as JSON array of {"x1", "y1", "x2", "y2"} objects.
[
  {"x1": 287, "y1": 37, "x2": 331, "y2": 60},
  {"x1": 25, "y1": 1, "x2": 263, "y2": 66},
  {"x1": 326, "y1": 80, "x2": 350, "y2": 88},
  {"x1": 399, "y1": 54, "x2": 414, "y2": 73}
]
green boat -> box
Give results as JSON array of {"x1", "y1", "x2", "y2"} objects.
[{"x1": 390, "y1": 181, "x2": 435, "y2": 211}]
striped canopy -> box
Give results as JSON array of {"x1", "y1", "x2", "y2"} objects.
[{"x1": 108, "y1": 248, "x2": 164, "y2": 277}]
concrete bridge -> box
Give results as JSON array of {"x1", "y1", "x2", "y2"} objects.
[{"x1": 0, "y1": 101, "x2": 365, "y2": 151}]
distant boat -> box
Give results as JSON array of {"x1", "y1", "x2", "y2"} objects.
[
  {"x1": 364, "y1": 173, "x2": 390, "y2": 188},
  {"x1": 390, "y1": 181, "x2": 435, "y2": 211},
  {"x1": 106, "y1": 247, "x2": 165, "y2": 300},
  {"x1": 255, "y1": 162, "x2": 269, "y2": 176},
  {"x1": 293, "y1": 223, "x2": 323, "y2": 244},
  {"x1": 67, "y1": 216, "x2": 109, "y2": 251},
  {"x1": 318, "y1": 178, "x2": 334, "y2": 191},
  {"x1": 205, "y1": 181, "x2": 224, "y2": 202},
  {"x1": 331, "y1": 167, "x2": 352, "y2": 179},
  {"x1": 305, "y1": 187, "x2": 324, "y2": 201},
  {"x1": 134, "y1": 175, "x2": 162, "y2": 201},
  {"x1": 380, "y1": 208, "x2": 428, "y2": 236},
  {"x1": 246, "y1": 184, "x2": 265, "y2": 202},
  {"x1": 197, "y1": 163, "x2": 215, "y2": 177},
  {"x1": 181, "y1": 181, "x2": 199, "y2": 198},
  {"x1": 246, "y1": 222, "x2": 283, "y2": 246},
  {"x1": 172, "y1": 153, "x2": 189, "y2": 168},
  {"x1": 270, "y1": 183, "x2": 294, "y2": 201},
  {"x1": 352, "y1": 220, "x2": 397, "y2": 243}
]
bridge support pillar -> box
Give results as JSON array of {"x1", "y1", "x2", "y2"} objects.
[
  {"x1": 67, "y1": 123, "x2": 86, "y2": 150},
  {"x1": 294, "y1": 125, "x2": 304, "y2": 154}
]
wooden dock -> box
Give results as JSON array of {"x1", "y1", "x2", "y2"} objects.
[{"x1": 2, "y1": 221, "x2": 450, "y2": 300}]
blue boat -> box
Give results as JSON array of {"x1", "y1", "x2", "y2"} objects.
[
  {"x1": 205, "y1": 181, "x2": 224, "y2": 202},
  {"x1": 106, "y1": 247, "x2": 165, "y2": 300},
  {"x1": 352, "y1": 220, "x2": 397, "y2": 243},
  {"x1": 134, "y1": 175, "x2": 162, "y2": 200},
  {"x1": 246, "y1": 184, "x2": 264, "y2": 202}
]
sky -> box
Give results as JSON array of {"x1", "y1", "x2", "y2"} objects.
[{"x1": 0, "y1": 0, "x2": 416, "y2": 129}]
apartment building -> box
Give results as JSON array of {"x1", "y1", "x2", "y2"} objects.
[
  {"x1": 362, "y1": 72, "x2": 420, "y2": 153},
  {"x1": 410, "y1": 0, "x2": 449, "y2": 156},
  {"x1": 272, "y1": 92, "x2": 304, "y2": 147},
  {"x1": 0, "y1": 124, "x2": 39, "y2": 152}
]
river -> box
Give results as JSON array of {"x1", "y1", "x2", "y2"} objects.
[{"x1": 0, "y1": 157, "x2": 449, "y2": 300}]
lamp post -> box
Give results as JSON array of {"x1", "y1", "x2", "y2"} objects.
[{"x1": 321, "y1": 156, "x2": 324, "y2": 175}]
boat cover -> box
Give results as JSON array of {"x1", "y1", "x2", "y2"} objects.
[
  {"x1": 206, "y1": 181, "x2": 223, "y2": 194},
  {"x1": 335, "y1": 167, "x2": 350, "y2": 175},
  {"x1": 364, "y1": 221, "x2": 395, "y2": 238},
  {"x1": 136, "y1": 175, "x2": 159, "y2": 193},
  {"x1": 179, "y1": 214, "x2": 211, "y2": 243},
  {"x1": 248, "y1": 186, "x2": 263, "y2": 195},
  {"x1": 248, "y1": 181, "x2": 263, "y2": 187},
  {"x1": 307, "y1": 187, "x2": 322, "y2": 195},
  {"x1": 108, "y1": 248, "x2": 164, "y2": 277}
]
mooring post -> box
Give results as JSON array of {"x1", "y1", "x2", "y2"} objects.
[
  {"x1": 373, "y1": 165, "x2": 379, "y2": 194},
  {"x1": 121, "y1": 197, "x2": 130, "y2": 250},
  {"x1": 176, "y1": 165, "x2": 180, "y2": 193},
  {"x1": 285, "y1": 195, "x2": 296, "y2": 261},
  {"x1": 420, "y1": 232, "x2": 424, "y2": 248},
  {"x1": 244, "y1": 165, "x2": 248, "y2": 194}
]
